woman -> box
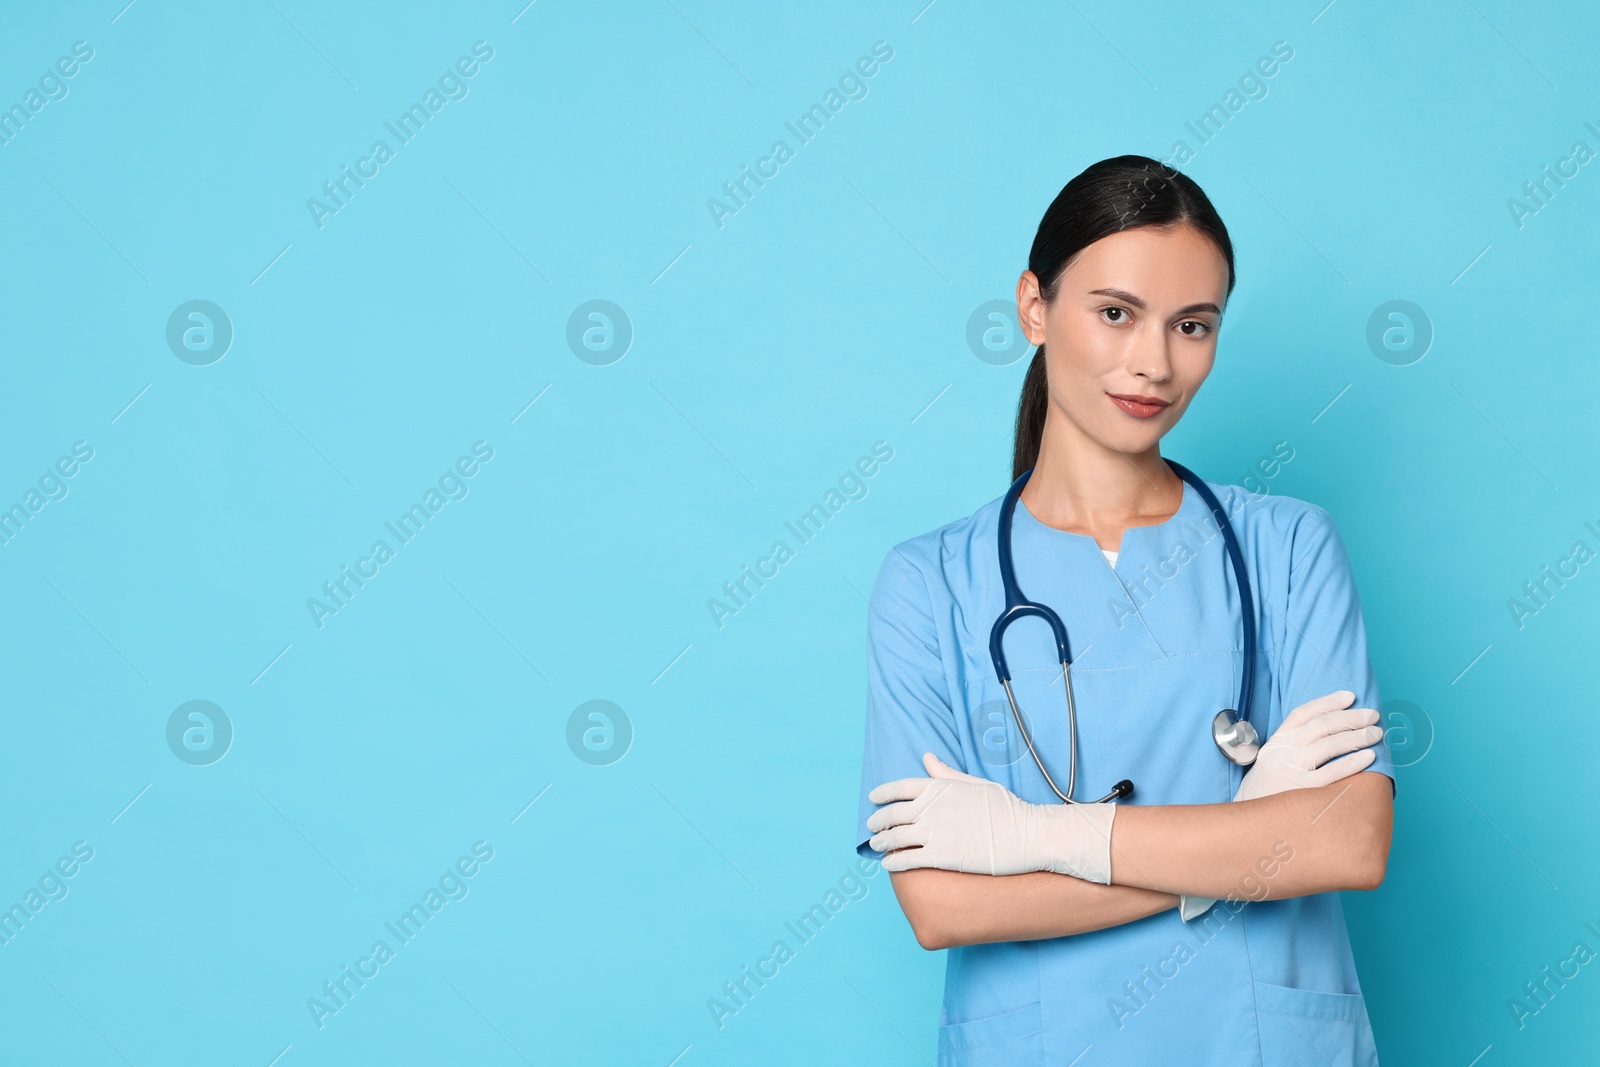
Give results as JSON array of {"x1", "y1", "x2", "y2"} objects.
[{"x1": 855, "y1": 156, "x2": 1396, "y2": 1066}]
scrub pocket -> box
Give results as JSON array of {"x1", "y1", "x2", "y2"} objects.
[
  {"x1": 937, "y1": 1001, "x2": 1044, "y2": 1066},
  {"x1": 1252, "y1": 981, "x2": 1379, "y2": 1067}
]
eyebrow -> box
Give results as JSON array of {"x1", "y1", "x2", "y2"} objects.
[{"x1": 1087, "y1": 287, "x2": 1222, "y2": 317}]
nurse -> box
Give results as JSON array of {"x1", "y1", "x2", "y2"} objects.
[{"x1": 856, "y1": 155, "x2": 1396, "y2": 1066}]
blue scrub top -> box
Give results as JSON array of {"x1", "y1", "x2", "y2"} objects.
[{"x1": 856, "y1": 476, "x2": 1396, "y2": 1066}]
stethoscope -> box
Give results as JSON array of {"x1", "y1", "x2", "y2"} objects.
[{"x1": 988, "y1": 458, "x2": 1258, "y2": 805}]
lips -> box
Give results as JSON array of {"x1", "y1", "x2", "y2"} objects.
[{"x1": 1107, "y1": 393, "x2": 1171, "y2": 419}]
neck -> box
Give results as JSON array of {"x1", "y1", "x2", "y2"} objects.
[{"x1": 1018, "y1": 419, "x2": 1182, "y2": 543}]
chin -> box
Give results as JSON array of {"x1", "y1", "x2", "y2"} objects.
[{"x1": 1101, "y1": 429, "x2": 1166, "y2": 455}]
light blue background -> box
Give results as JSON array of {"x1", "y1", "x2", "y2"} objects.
[{"x1": 1, "y1": 1, "x2": 1596, "y2": 1064}]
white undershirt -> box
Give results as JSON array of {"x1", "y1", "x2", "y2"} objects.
[{"x1": 1101, "y1": 549, "x2": 1118, "y2": 566}]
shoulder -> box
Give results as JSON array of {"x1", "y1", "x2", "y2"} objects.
[
  {"x1": 1209, "y1": 482, "x2": 1335, "y2": 531},
  {"x1": 1206, "y1": 481, "x2": 1349, "y2": 575},
  {"x1": 870, "y1": 492, "x2": 1005, "y2": 609}
]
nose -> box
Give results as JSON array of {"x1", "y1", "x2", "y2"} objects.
[{"x1": 1127, "y1": 326, "x2": 1174, "y2": 383}]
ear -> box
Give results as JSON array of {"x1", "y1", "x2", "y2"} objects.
[{"x1": 1015, "y1": 271, "x2": 1047, "y2": 345}]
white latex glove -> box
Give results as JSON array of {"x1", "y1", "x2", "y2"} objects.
[
  {"x1": 1179, "y1": 690, "x2": 1383, "y2": 921},
  {"x1": 866, "y1": 753, "x2": 1118, "y2": 884}
]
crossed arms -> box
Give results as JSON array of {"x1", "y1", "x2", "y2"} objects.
[{"x1": 888, "y1": 769, "x2": 1393, "y2": 950}]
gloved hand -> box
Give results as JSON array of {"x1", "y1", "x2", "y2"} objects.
[
  {"x1": 1235, "y1": 690, "x2": 1383, "y2": 801},
  {"x1": 1179, "y1": 690, "x2": 1382, "y2": 921},
  {"x1": 867, "y1": 752, "x2": 1119, "y2": 884}
]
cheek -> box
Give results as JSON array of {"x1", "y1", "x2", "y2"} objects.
[
  {"x1": 1175, "y1": 344, "x2": 1216, "y2": 388},
  {"x1": 1049, "y1": 317, "x2": 1120, "y2": 381},
  {"x1": 1045, "y1": 351, "x2": 1108, "y2": 414}
]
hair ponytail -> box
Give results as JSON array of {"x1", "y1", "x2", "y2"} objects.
[
  {"x1": 1009, "y1": 156, "x2": 1235, "y2": 480},
  {"x1": 1012, "y1": 347, "x2": 1049, "y2": 480}
]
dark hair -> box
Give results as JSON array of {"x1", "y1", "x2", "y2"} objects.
[{"x1": 1012, "y1": 155, "x2": 1236, "y2": 480}]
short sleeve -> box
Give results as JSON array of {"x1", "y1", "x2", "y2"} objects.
[
  {"x1": 1275, "y1": 507, "x2": 1396, "y2": 796},
  {"x1": 855, "y1": 547, "x2": 965, "y2": 860}
]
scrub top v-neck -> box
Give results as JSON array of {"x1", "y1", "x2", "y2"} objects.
[
  {"x1": 1024, "y1": 506, "x2": 1124, "y2": 569},
  {"x1": 857, "y1": 475, "x2": 1395, "y2": 1066}
]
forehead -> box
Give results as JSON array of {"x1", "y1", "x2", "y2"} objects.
[{"x1": 1061, "y1": 225, "x2": 1229, "y2": 307}]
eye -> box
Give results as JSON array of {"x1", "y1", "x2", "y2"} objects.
[
  {"x1": 1176, "y1": 319, "x2": 1213, "y2": 338},
  {"x1": 1099, "y1": 306, "x2": 1131, "y2": 325}
]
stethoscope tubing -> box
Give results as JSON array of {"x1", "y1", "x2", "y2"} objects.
[{"x1": 989, "y1": 459, "x2": 1256, "y2": 804}]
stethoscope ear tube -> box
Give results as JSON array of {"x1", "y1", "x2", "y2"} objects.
[
  {"x1": 989, "y1": 603, "x2": 1070, "y2": 683},
  {"x1": 1167, "y1": 459, "x2": 1257, "y2": 741}
]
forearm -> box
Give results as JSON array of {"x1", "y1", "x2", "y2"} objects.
[
  {"x1": 890, "y1": 867, "x2": 1176, "y2": 949},
  {"x1": 1108, "y1": 771, "x2": 1393, "y2": 898}
]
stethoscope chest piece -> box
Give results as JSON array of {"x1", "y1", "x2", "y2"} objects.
[{"x1": 1212, "y1": 709, "x2": 1260, "y2": 766}]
